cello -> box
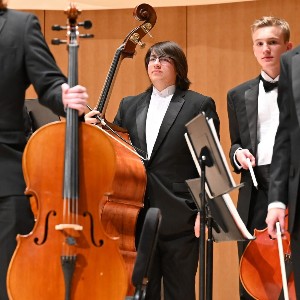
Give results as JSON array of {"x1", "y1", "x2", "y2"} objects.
[
  {"x1": 239, "y1": 212, "x2": 296, "y2": 299},
  {"x1": 7, "y1": 4, "x2": 128, "y2": 299},
  {"x1": 89, "y1": 4, "x2": 156, "y2": 294}
]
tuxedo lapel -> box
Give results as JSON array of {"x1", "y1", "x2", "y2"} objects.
[
  {"x1": 0, "y1": 10, "x2": 6, "y2": 34},
  {"x1": 150, "y1": 90, "x2": 185, "y2": 160},
  {"x1": 291, "y1": 52, "x2": 300, "y2": 126},
  {"x1": 245, "y1": 77, "x2": 259, "y2": 154},
  {"x1": 135, "y1": 93, "x2": 150, "y2": 159}
]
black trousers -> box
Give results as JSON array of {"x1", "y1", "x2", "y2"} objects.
[
  {"x1": 145, "y1": 233, "x2": 199, "y2": 300},
  {"x1": 0, "y1": 195, "x2": 34, "y2": 300}
]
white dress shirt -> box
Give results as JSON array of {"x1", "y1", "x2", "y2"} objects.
[
  {"x1": 233, "y1": 71, "x2": 279, "y2": 169},
  {"x1": 256, "y1": 71, "x2": 279, "y2": 166},
  {"x1": 146, "y1": 85, "x2": 175, "y2": 157}
]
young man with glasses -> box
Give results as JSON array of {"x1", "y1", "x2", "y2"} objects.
[{"x1": 86, "y1": 40, "x2": 219, "y2": 300}]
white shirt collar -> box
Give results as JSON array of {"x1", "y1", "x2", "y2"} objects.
[
  {"x1": 261, "y1": 70, "x2": 279, "y2": 82},
  {"x1": 152, "y1": 85, "x2": 176, "y2": 98}
]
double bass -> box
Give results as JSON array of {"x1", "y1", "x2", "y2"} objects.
[
  {"x1": 7, "y1": 5, "x2": 128, "y2": 299},
  {"x1": 90, "y1": 4, "x2": 156, "y2": 294}
]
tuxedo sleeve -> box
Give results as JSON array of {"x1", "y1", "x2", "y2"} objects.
[
  {"x1": 113, "y1": 98, "x2": 126, "y2": 127},
  {"x1": 227, "y1": 90, "x2": 243, "y2": 173},
  {"x1": 268, "y1": 55, "x2": 290, "y2": 206},
  {"x1": 24, "y1": 14, "x2": 67, "y2": 116}
]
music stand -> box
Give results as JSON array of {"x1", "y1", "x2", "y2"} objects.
[
  {"x1": 25, "y1": 99, "x2": 61, "y2": 132},
  {"x1": 184, "y1": 113, "x2": 253, "y2": 300}
]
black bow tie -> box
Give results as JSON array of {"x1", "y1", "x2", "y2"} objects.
[{"x1": 260, "y1": 76, "x2": 278, "y2": 93}]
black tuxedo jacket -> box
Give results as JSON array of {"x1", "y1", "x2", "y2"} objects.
[
  {"x1": 114, "y1": 88, "x2": 220, "y2": 236},
  {"x1": 227, "y1": 76, "x2": 261, "y2": 225},
  {"x1": 0, "y1": 9, "x2": 67, "y2": 197},
  {"x1": 269, "y1": 45, "x2": 300, "y2": 233}
]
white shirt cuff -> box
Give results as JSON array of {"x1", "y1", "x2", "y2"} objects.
[
  {"x1": 233, "y1": 147, "x2": 243, "y2": 170},
  {"x1": 268, "y1": 201, "x2": 286, "y2": 211}
]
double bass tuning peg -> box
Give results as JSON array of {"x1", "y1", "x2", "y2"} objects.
[
  {"x1": 129, "y1": 33, "x2": 146, "y2": 49},
  {"x1": 138, "y1": 41, "x2": 146, "y2": 49}
]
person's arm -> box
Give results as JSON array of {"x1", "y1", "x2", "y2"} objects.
[
  {"x1": 113, "y1": 98, "x2": 126, "y2": 127},
  {"x1": 61, "y1": 84, "x2": 88, "y2": 116},
  {"x1": 84, "y1": 110, "x2": 101, "y2": 125},
  {"x1": 266, "y1": 54, "x2": 291, "y2": 238},
  {"x1": 234, "y1": 148, "x2": 255, "y2": 170},
  {"x1": 266, "y1": 207, "x2": 286, "y2": 238},
  {"x1": 227, "y1": 91, "x2": 256, "y2": 172},
  {"x1": 25, "y1": 13, "x2": 87, "y2": 116}
]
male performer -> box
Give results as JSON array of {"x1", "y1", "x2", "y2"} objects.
[
  {"x1": 227, "y1": 16, "x2": 292, "y2": 299},
  {"x1": 0, "y1": 3, "x2": 88, "y2": 300},
  {"x1": 86, "y1": 40, "x2": 219, "y2": 300},
  {"x1": 266, "y1": 42, "x2": 300, "y2": 300}
]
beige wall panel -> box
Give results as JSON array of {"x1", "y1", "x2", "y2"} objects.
[{"x1": 187, "y1": 0, "x2": 300, "y2": 299}]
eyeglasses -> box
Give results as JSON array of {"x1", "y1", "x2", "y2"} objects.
[{"x1": 148, "y1": 56, "x2": 173, "y2": 65}]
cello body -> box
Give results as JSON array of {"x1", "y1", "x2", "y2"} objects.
[
  {"x1": 7, "y1": 122, "x2": 128, "y2": 299},
  {"x1": 240, "y1": 215, "x2": 296, "y2": 300}
]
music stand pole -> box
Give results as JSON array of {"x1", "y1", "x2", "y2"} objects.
[
  {"x1": 206, "y1": 213, "x2": 213, "y2": 300},
  {"x1": 199, "y1": 156, "x2": 206, "y2": 300},
  {"x1": 198, "y1": 148, "x2": 213, "y2": 300}
]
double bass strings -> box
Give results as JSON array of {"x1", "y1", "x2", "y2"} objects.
[{"x1": 86, "y1": 104, "x2": 149, "y2": 161}]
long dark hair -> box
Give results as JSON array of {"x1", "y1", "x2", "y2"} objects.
[{"x1": 145, "y1": 41, "x2": 191, "y2": 90}]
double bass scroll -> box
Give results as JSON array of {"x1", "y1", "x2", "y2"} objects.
[{"x1": 94, "y1": 3, "x2": 157, "y2": 117}]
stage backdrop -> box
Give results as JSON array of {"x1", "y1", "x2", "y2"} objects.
[{"x1": 21, "y1": 0, "x2": 300, "y2": 299}]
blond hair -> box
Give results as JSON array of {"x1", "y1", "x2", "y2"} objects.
[{"x1": 251, "y1": 16, "x2": 290, "y2": 42}]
